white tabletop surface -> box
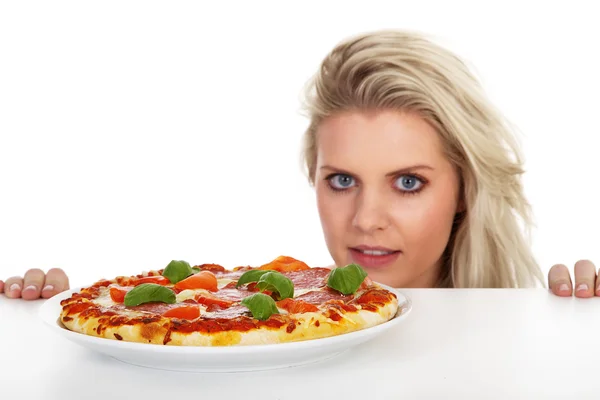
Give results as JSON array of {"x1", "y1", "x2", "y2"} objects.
[{"x1": 1, "y1": 288, "x2": 599, "y2": 399}]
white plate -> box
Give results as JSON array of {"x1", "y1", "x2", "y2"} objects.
[{"x1": 39, "y1": 285, "x2": 412, "y2": 373}]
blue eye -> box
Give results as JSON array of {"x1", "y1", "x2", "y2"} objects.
[
  {"x1": 328, "y1": 174, "x2": 355, "y2": 190},
  {"x1": 395, "y1": 175, "x2": 423, "y2": 192}
]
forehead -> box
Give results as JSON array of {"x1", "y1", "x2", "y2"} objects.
[{"x1": 315, "y1": 110, "x2": 446, "y2": 171}]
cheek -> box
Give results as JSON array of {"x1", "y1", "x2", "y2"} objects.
[
  {"x1": 316, "y1": 188, "x2": 339, "y2": 228},
  {"x1": 397, "y1": 191, "x2": 458, "y2": 257},
  {"x1": 315, "y1": 187, "x2": 351, "y2": 247},
  {"x1": 405, "y1": 209, "x2": 454, "y2": 247}
]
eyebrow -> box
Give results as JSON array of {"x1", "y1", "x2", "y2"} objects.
[{"x1": 320, "y1": 164, "x2": 434, "y2": 176}]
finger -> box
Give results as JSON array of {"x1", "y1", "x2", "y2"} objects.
[
  {"x1": 0, "y1": 280, "x2": 4, "y2": 293},
  {"x1": 548, "y1": 264, "x2": 572, "y2": 296},
  {"x1": 41, "y1": 268, "x2": 70, "y2": 299},
  {"x1": 21, "y1": 268, "x2": 47, "y2": 300},
  {"x1": 2, "y1": 276, "x2": 24, "y2": 298},
  {"x1": 573, "y1": 259, "x2": 596, "y2": 298}
]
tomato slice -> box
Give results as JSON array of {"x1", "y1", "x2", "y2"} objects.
[
  {"x1": 194, "y1": 293, "x2": 234, "y2": 309},
  {"x1": 134, "y1": 276, "x2": 171, "y2": 286},
  {"x1": 174, "y1": 271, "x2": 218, "y2": 292},
  {"x1": 109, "y1": 286, "x2": 133, "y2": 303},
  {"x1": 258, "y1": 255, "x2": 310, "y2": 272},
  {"x1": 356, "y1": 289, "x2": 392, "y2": 304},
  {"x1": 277, "y1": 298, "x2": 319, "y2": 313},
  {"x1": 162, "y1": 305, "x2": 200, "y2": 320}
]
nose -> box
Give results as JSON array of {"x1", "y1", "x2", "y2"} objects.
[{"x1": 351, "y1": 188, "x2": 391, "y2": 233}]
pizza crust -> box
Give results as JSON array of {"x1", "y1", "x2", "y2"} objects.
[
  {"x1": 62, "y1": 314, "x2": 171, "y2": 345},
  {"x1": 166, "y1": 296, "x2": 399, "y2": 346},
  {"x1": 60, "y1": 294, "x2": 398, "y2": 346}
]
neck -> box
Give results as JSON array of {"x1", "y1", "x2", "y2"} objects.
[{"x1": 405, "y1": 258, "x2": 444, "y2": 288}]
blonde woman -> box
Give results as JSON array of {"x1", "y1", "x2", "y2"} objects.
[
  {"x1": 1, "y1": 29, "x2": 595, "y2": 299},
  {"x1": 300, "y1": 29, "x2": 596, "y2": 297}
]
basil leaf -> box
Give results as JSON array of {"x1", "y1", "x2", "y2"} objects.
[
  {"x1": 236, "y1": 270, "x2": 271, "y2": 288},
  {"x1": 162, "y1": 260, "x2": 193, "y2": 283},
  {"x1": 124, "y1": 283, "x2": 176, "y2": 307},
  {"x1": 326, "y1": 264, "x2": 368, "y2": 295},
  {"x1": 191, "y1": 266, "x2": 201, "y2": 274},
  {"x1": 241, "y1": 293, "x2": 279, "y2": 321},
  {"x1": 256, "y1": 272, "x2": 294, "y2": 300}
]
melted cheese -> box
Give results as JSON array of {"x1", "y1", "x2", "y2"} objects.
[
  {"x1": 90, "y1": 272, "x2": 328, "y2": 319},
  {"x1": 175, "y1": 289, "x2": 197, "y2": 303},
  {"x1": 292, "y1": 288, "x2": 315, "y2": 297},
  {"x1": 92, "y1": 288, "x2": 147, "y2": 317},
  {"x1": 217, "y1": 278, "x2": 234, "y2": 289},
  {"x1": 93, "y1": 288, "x2": 115, "y2": 307}
]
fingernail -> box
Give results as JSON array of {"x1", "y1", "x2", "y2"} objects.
[
  {"x1": 576, "y1": 283, "x2": 589, "y2": 292},
  {"x1": 9, "y1": 283, "x2": 21, "y2": 292},
  {"x1": 42, "y1": 285, "x2": 54, "y2": 292},
  {"x1": 558, "y1": 283, "x2": 569, "y2": 292},
  {"x1": 24, "y1": 285, "x2": 37, "y2": 291}
]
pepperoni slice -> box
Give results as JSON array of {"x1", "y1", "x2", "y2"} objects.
[
  {"x1": 283, "y1": 268, "x2": 330, "y2": 289},
  {"x1": 295, "y1": 288, "x2": 354, "y2": 305}
]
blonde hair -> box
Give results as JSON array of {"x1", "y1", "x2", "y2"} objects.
[{"x1": 300, "y1": 29, "x2": 545, "y2": 289}]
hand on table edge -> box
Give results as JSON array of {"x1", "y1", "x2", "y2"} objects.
[{"x1": 0, "y1": 268, "x2": 70, "y2": 300}]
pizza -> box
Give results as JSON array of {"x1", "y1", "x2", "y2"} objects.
[{"x1": 58, "y1": 256, "x2": 400, "y2": 346}]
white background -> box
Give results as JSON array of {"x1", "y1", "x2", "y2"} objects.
[{"x1": 1, "y1": 0, "x2": 598, "y2": 288}]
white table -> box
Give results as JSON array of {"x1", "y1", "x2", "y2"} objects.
[{"x1": 2, "y1": 289, "x2": 599, "y2": 399}]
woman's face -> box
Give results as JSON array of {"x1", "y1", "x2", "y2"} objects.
[{"x1": 314, "y1": 109, "x2": 462, "y2": 288}]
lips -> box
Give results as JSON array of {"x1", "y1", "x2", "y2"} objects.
[{"x1": 349, "y1": 246, "x2": 401, "y2": 269}]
